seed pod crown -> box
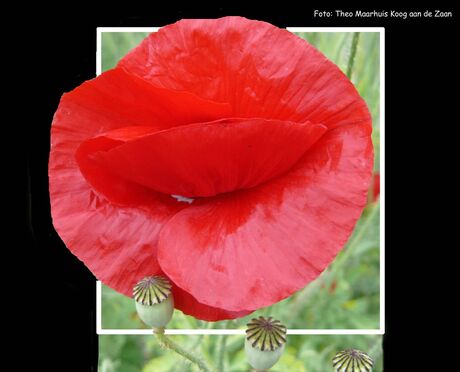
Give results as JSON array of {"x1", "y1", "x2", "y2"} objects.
[
  {"x1": 245, "y1": 316, "x2": 287, "y2": 351},
  {"x1": 332, "y1": 349, "x2": 374, "y2": 372},
  {"x1": 133, "y1": 276, "x2": 172, "y2": 305}
]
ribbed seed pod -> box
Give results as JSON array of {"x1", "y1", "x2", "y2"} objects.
[
  {"x1": 133, "y1": 276, "x2": 172, "y2": 305},
  {"x1": 133, "y1": 276, "x2": 174, "y2": 328},
  {"x1": 332, "y1": 349, "x2": 374, "y2": 372},
  {"x1": 244, "y1": 316, "x2": 287, "y2": 370}
]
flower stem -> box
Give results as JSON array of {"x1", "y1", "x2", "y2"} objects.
[
  {"x1": 346, "y1": 32, "x2": 360, "y2": 78},
  {"x1": 368, "y1": 337, "x2": 383, "y2": 363},
  {"x1": 189, "y1": 334, "x2": 205, "y2": 352},
  {"x1": 217, "y1": 335, "x2": 228, "y2": 371},
  {"x1": 154, "y1": 328, "x2": 214, "y2": 372}
]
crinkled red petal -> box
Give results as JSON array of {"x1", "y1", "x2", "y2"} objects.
[
  {"x1": 173, "y1": 285, "x2": 252, "y2": 321},
  {"x1": 157, "y1": 123, "x2": 373, "y2": 311},
  {"x1": 88, "y1": 118, "x2": 326, "y2": 197},
  {"x1": 74, "y1": 126, "x2": 160, "y2": 205},
  {"x1": 63, "y1": 67, "x2": 231, "y2": 132},
  {"x1": 49, "y1": 69, "x2": 246, "y2": 320},
  {"x1": 119, "y1": 17, "x2": 370, "y2": 131}
]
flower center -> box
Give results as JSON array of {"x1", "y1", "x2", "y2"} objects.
[{"x1": 171, "y1": 194, "x2": 194, "y2": 204}]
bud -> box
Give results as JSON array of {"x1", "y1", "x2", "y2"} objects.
[
  {"x1": 332, "y1": 349, "x2": 374, "y2": 372},
  {"x1": 244, "y1": 316, "x2": 286, "y2": 371},
  {"x1": 133, "y1": 276, "x2": 174, "y2": 329}
]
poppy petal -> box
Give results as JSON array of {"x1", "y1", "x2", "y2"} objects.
[
  {"x1": 50, "y1": 85, "x2": 248, "y2": 320},
  {"x1": 156, "y1": 122, "x2": 373, "y2": 311},
  {"x1": 173, "y1": 286, "x2": 252, "y2": 321},
  {"x1": 89, "y1": 118, "x2": 327, "y2": 197},
  {"x1": 74, "y1": 127, "x2": 161, "y2": 205},
  {"x1": 61, "y1": 67, "x2": 232, "y2": 135},
  {"x1": 51, "y1": 148, "x2": 246, "y2": 321},
  {"x1": 119, "y1": 17, "x2": 370, "y2": 131},
  {"x1": 49, "y1": 160, "x2": 183, "y2": 297}
]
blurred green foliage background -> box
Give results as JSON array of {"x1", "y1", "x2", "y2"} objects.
[{"x1": 99, "y1": 30, "x2": 381, "y2": 371}]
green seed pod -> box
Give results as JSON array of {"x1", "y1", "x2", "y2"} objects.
[
  {"x1": 133, "y1": 276, "x2": 174, "y2": 328},
  {"x1": 244, "y1": 316, "x2": 287, "y2": 371},
  {"x1": 332, "y1": 349, "x2": 374, "y2": 372}
]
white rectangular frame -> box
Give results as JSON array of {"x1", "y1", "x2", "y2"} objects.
[{"x1": 96, "y1": 26, "x2": 385, "y2": 336}]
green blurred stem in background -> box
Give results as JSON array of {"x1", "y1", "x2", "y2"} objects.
[
  {"x1": 347, "y1": 32, "x2": 361, "y2": 78},
  {"x1": 216, "y1": 320, "x2": 232, "y2": 371},
  {"x1": 217, "y1": 335, "x2": 227, "y2": 371}
]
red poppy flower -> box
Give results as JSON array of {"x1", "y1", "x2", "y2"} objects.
[{"x1": 49, "y1": 17, "x2": 373, "y2": 321}]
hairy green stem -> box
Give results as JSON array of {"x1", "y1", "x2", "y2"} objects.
[
  {"x1": 346, "y1": 32, "x2": 360, "y2": 78},
  {"x1": 216, "y1": 320, "x2": 233, "y2": 371},
  {"x1": 189, "y1": 334, "x2": 205, "y2": 352},
  {"x1": 368, "y1": 338, "x2": 383, "y2": 363},
  {"x1": 154, "y1": 329, "x2": 213, "y2": 372}
]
